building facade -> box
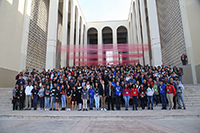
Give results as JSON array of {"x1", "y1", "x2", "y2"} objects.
[{"x1": 0, "y1": 0, "x2": 199, "y2": 87}]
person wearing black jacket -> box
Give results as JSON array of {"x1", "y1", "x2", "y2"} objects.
[
  {"x1": 16, "y1": 76, "x2": 25, "y2": 87},
  {"x1": 19, "y1": 85, "x2": 25, "y2": 110},
  {"x1": 55, "y1": 86, "x2": 61, "y2": 111},
  {"x1": 14, "y1": 85, "x2": 20, "y2": 110},
  {"x1": 106, "y1": 81, "x2": 115, "y2": 110},
  {"x1": 50, "y1": 83, "x2": 56, "y2": 111},
  {"x1": 99, "y1": 80, "x2": 107, "y2": 111}
]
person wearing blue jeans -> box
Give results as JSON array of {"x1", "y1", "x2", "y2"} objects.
[
  {"x1": 146, "y1": 83, "x2": 154, "y2": 110},
  {"x1": 123, "y1": 84, "x2": 130, "y2": 110},
  {"x1": 124, "y1": 96, "x2": 130, "y2": 110},
  {"x1": 50, "y1": 85, "x2": 56, "y2": 111},
  {"x1": 50, "y1": 96, "x2": 55, "y2": 110},
  {"x1": 94, "y1": 83, "x2": 100, "y2": 110},
  {"x1": 159, "y1": 80, "x2": 167, "y2": 109},
  {"x1": 44, "y1": 85, "x2": 50, "y2": 110},
  {"x1": 89, "y1": 85, "x2": 94, "y2": 110},
  {"x1": 38, "y1": 85, "x2": 45, "y2": 110},
  {"x1": 177, "y1": 80, "x2": 186, "y2": 109},
  {"x1": 31, "y1": 85, "x2": 38, "y2": 110}
]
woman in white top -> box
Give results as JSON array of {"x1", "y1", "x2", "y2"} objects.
[{"x1": 146, "y1": 83, "x2": 154, "y2": 110}]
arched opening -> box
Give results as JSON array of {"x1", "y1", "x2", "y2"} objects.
[
  {"x1": 117, "y1": 26, "x2": 128, "y2": 64},
  {"x1": 87, "y1": 28, "x2": 98, "y2": 62},
  {"x1": 102, "y1": 27, "x2": 113, "y2": 64}
]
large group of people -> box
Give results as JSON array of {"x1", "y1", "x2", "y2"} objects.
[{"x1": 12, "y1": 63, "x2": 186, "y2": 111}]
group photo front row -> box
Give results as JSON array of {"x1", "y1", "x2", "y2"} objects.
[{"x1": 12, "y1": 64, "x2": 186, "y2": 111}]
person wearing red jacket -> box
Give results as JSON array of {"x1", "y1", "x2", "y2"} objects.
[
  {"x1": 123, "y1": 84, "x2": 131, "y2": 110},
  {"x1": 166, "y1": 82, "x2": 176, "y2": 110},
  {"x1": 130, "y1": 84, "x2": 138, "y2": 110}
]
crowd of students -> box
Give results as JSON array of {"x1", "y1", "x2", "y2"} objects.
[{"x1": 12, "y1": 64, "x2": 186, "y2": 111}]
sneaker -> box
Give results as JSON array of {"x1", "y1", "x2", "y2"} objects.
[
  {"x1": 53, "y1": 108, "x2": 55, "y2": 111},
  {"x1": 104, "y1": 108, "x2": 107, "y2": 111},
  {"x1": 50, "y1": 108, "x2": 52, "y2": 111},
  {"x1": 178, "y1": 107, "x2": 182, "y2": 109},
  {"x1": 101, "y1": 108, "x2": 104, "y2": 111},
  {"x1": 125, "y1": 109, "x2": 128, "y2": 111},
  {"x1": 169, "y1": 108, "x2": 171, "y2": 110},
  {"x1": 86, "y1": 109, "x2": 88, "y2": 111},
  {"x1": 183, "y1": 107, "x2": 186, "y2": 110},
  {"x1": 148, "y1": 107, "x2": 150, "y2": 110},
  {"x1": 78, "y1": 109, "x2": 81, "y2": 111},
  {"x1": 151, "y1": 108, "x2": 153, "y2": 110}
]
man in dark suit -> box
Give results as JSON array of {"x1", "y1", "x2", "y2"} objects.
[{"x1": 106, "y1": 81, "x2": 115, "y2": 110}]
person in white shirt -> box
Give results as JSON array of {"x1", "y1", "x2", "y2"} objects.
[
  {"x1": 146, "y1": 83, "x2": 154, "y2": 110},
  {"x1": 24, "y1": 82, "x2": 33, "y2": 110}
]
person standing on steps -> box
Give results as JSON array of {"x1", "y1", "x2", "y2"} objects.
[
  {"x1": 115, "y1": 81, "x2": 122, "y2": 110},
  {"x1": 44, "y1": 84, "x2": 50, "y2": 111},
  {"x1": 170, "y1": 77, "x2": 177, "y2": 109},
  {"x1": 31, "y1": 84, "x2": 39, "y2": 110},
  {"x1": 181, "y1": 53, "x2": 187, "y2": 65},
  {"x1": 99, "y1": 80, "x2": 107, "y2": 111},
  {"x1": 106, "y1": 81, "x2": 115, "y2": 111},
  {"x1": 24, "y1": 82, "x2": 33, "y2": 110},
  {"x1": 82, "y1": 85, "x2": 89, "y2": 111},
  {"x1": 130, "y1": 84, "x2": 138, "y2": 110},
  {"x1": 123, "y1": 84, "x2": 131, "y2": 111},
  {"x1": 159, "y1": 80, "x2": 167, "y2": 110},
  {"x1": 166, "y1": 82, "x2": 176, "y2": 110},
  {"x1": 77, "y1": 83, "x2": 83, "y2": 111},
  {"x1": 146, "y1": 83, "x2": 154, "y2": 110},
  {"x1": 177, "y1": 80, "x2": 186, "y2": 110}
]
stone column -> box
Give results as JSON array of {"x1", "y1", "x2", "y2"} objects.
[
  {"x1": 75, "y1": 13, "x2": 80, "y2": 66},
  {"x1": 61, "y1": 0, "x2": 69, "y2": 68},
  {"x1": 139, "y1": 0, "x2": 150, "y2": 65},
  {"x1": 69, "y1": 1, "x2": 75, "y2": 67},
  {"x1": 84, "y1": 27, "x2": 87, "y2": 65},
  {"x1": 146, "y1": 0, "x2": 162, "y2": 66},
  {"x1": 113, "y1": 28, "x2": 118, "y2": 64},
  {"x1": 80, "y1": 24, "x2": 84, "y2": 66},
  {"x1": 135, "y1": 0, "x2": 143, "y2": 65},
  {"x1": 46, "y1": 0, "x2": 59, "y2": 69},
  {"x1": 98, "y1": 29, "x2": 102, "y2": 65},
  {"x1": 131, "y1": 7, "x2": 138, "y2": 63},
  {"x1": 19, "y1": 0, "x2": 32, "y2": 71}
]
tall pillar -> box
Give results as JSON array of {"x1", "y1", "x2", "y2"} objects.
[
  {"x1": 61, "y1": 0, "x2": 69, "y2": 68},
  {"x1": 84, "y1": 27, "x2": 88, "y2": 65},
  {"x1": 135, "y1": 0, "x2": 143, "y2": 65},
  {"x1": 98, "y1": 29, "x2": 102, "y2": 65},
  {"x1": 69, "y1": 1, "x2": 75, "y2": 67},
  {"x1": 131, "y1": 7, "x2": 138, "y2": 63},
  {"x1": 139, "y1": 0, "x2": 150, "y2": 65},
  {"x1": 146, "y1": 0, "x2": 162, "y2": 66},
  {"x1": 20, "y1": 0, "x2": 32, "y2": 71},
  {"x1": 179, "y1": 0, "x2": 197, "y2": 84},
  {"x1": 75, "y1": 13, "x2": 80, "y2": 66},
  {"x1": 80, "y1": 24, "x2": 84, "y2": 66},
  {"x1": 46, "y1": 0, "x2": 59, "y2": 69},
  {"x1": 113, "y1": 28, "x2": 118, "y2": 64}
]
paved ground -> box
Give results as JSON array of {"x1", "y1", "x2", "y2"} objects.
[
  {"x1": 0, "y1": 118, "x2": 200, "y2": 133},
  {"x1": 0, "y1": 108, "x2": 200, "y2": 133}
]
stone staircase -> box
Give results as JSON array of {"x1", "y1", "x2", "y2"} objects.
[
  {"x1": 183, "y1": 84, "x2": 200, "y2": 108},
  {"x1": 0, "y1": 84, "x2": 199, "y2": 110}
]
